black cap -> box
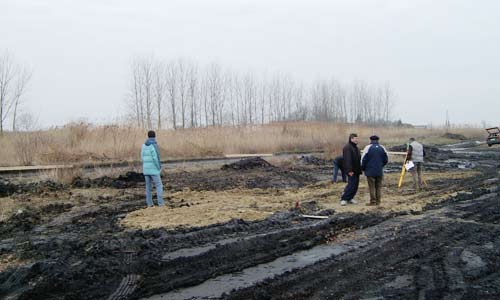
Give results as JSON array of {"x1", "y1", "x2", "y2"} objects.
[
  {"x1": 370, "y1": 135, "x2": 379, "y2": 141},
  {"x1": 148, "y1": 130, "x2": 156, "y2": 138}
]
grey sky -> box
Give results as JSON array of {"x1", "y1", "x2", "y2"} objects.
[{"x1": 2, "y1": 0, "x2": 499, "y2": 127}]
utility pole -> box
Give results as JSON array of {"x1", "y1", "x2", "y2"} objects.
[{"x1": 445, "y1": 110, "x2": 450, "y2": 133}]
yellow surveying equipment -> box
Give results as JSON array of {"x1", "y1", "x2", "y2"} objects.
[{"x1": 397, "y1": 150, "x2": 408, "y2": 188}]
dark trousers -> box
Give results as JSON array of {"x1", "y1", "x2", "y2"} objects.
[
  {"x1": 367, "y1": 176, "x2": 383, "y2": 204},
  {"x1": 333, "y1": 162, "x2": 346, "y2": 182},
  {"x1": 341, "y1": 174, "x2": 359, "y2": 201}
]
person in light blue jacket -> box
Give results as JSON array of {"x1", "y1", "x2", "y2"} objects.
[{"x1": 141, "y1": 130, "x2": 164, "y2": 207}]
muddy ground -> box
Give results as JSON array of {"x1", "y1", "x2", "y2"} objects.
[{"x1": 0, "y1": 143, "x2": 499, "y2": 300}]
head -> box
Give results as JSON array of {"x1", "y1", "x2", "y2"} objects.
[
  {"x1": 349, "y1": 133, "x2": 358, "y2": 144},
  {"x1": 409, "y1": 137, "x2": 415, "y2": 143},
  {"x1": 148, "y1": 130, "x2": 156, "y2": 138},
  {"x1": 370, "y1": 135, "x2": 380, "y2": 143}
]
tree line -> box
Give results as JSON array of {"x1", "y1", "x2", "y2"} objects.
[{"x1": 126, "y1": 57, "x2": 396, "y2": 130}]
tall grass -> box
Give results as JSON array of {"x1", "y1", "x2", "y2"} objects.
[{"x1": 0, "y1": 122, "x2": 485, "y2": 167}]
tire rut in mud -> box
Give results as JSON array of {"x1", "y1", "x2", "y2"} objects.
[
  {"x1": 133, "y1": 212, "x2": 391, "y2": 299},
  {"x1": 224, "y1": 189, "x2": 500, "y2": 300}
]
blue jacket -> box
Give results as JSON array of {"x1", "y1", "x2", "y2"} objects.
[
  {"x1": 361, "y1": 141, "x2": 388, "y2": 177},
  {"x1": 141, "y1": 138, "x2": 161, "y2": 176}
]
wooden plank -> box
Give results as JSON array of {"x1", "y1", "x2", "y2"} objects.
[
  {"x1": 300, "y1": 214, "x2": 329, "y2": 219},
  {"x1": 0, "y1": 165, "x2": 73, "y2": 172},
  {"x1": 224, "y1": 153, "x2": 273, "y2": 158}
]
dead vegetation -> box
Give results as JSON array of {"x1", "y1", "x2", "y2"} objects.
[
  {"x1": 120, "y1": 170, "x2": 478, "y2": 230},
  {"x1": 0, "y1": 122, "x2": 485, "y2": 167}
]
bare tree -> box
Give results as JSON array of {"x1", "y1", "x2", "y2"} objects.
[
  {"x1": 206, "y1": 63, "x2": 224, "y2": 126},
  {"x1": 142, "y1": 58, "x2": 154, "y2": 129},
  {"x1": 127, "y1": 57, "x2": 156, "y2": 129},
  {"x1": 0, "y1": 52, "x2": 32, "y2": 133},
  {"x1": 242, "y1": 73, "x2": 256, "y2": 124},
  {"x1": 11, "y1": 66, "x2": 31, "y2": 131},
  {"x1": 16, "y1": 112, "x2": 39, "y2": 131},
  {"x1": 128, "y1": 59, "x2": 144, "y2": 128},
  {"x1": 381, "y1": 81, "x2": 394, "y2": 123},
  {"x1": 165, "y1": 61, "x2": 178, "y2": 129},
  {"x1": 187, "y1": 61, "x2": 199, "y2": 128},
  {"x1": 153, "y1": 61, "x2": 166, "y2": 129},
  {"x1": 176, "y1": 59, "x2": 188, "y2": 128}
]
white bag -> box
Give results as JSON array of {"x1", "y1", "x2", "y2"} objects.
[{"x1": 405, "y1": 160, "x2": 415, "y2": 171}]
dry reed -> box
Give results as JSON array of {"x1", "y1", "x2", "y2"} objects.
[{"x1": 0, "y1": 122, "x2": 485, "y2": 167}]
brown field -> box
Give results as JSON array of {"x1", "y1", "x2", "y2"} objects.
[
  {"x1": 120, "y1": 170, "x2": 478, "y2": 230},
  {"x1": 0, "y1": 121, "x2": 485, "y2": 167}
]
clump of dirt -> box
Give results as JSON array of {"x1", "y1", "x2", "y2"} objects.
[
  {"x1": 442, "y1": 132, "x2": 467, "y2": 140},
  {"x1": 0, "y1": 178, "x2": 65, "y2": 197},
  {"x1": 0, "y1": 208, "x2": 41, "y2": 236},
  {"x1": 294, "y1": 200, "x2": 335, "y2": 216},
  {"x1": 0, "y1": 178, "x2": 17, "y2": 197},
  {"x1": 222, "y1": 157, "x2": 274, "y2": 170},
  {"x1": 39, "y1": 203, "x2": 74, "y2": 214},
  {"x1": 299, "y1": 155, "x2": 331, "y2": 166},
  {"x1": 117, "y1": 171, "x2": 144, "y2": 182},
  {"x1": 72, "y1": 171, "x2": 144, "y2": 189}
]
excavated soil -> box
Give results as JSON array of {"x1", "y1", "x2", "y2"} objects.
[{"x1": 0, "y1": 143, "x2": 499, "y2": 300}]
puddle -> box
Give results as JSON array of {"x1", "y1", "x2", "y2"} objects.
[{"x1": 143, "y1": 243, "x2": 347, "y2": 300}]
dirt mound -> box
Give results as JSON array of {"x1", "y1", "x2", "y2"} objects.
[
  {"x1": 72, "y1": 171, "x2": 144, "y2": 189},
  {"x1": 388, "y1": 144, "x2": 407, "y2": 152},
  {"x1": 0, "y1": 208, "x2": 42, "y2": 236},
  {"x1": 299, "y1": 155, "x2": 331, "y2": 166},
  {"x1": 443, "y1": 132, "x2": 467, "y2": 140},
  {"x1": 0, "y1": 178, "x2": 17, "y2": 197},
  {"x1": 222, "y1": 157, "x2": 274, "y2": 170},
  {"x1": 0, "y1": 178, "x2": 65, "y2": 197}
]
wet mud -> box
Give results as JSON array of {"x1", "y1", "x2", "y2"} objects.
[
  {"x1": 225, "y1": 189, "x2": 500, "y2": 300},
  {"x1": 0, "y1": 142, "x2": 499, "y2": 300}
]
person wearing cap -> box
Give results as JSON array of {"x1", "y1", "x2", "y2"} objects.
[
  {"x1": 406, "y1": 137, "x2": 426, "y2": 191},
  {"x1": 141, "y1": 130, "x2": 164, "y2": 207},
  {"x1": 332, "y1": 155, "x2": 347, "y2": 183},
  {"x1": 361, "y1": 135, "x2": 389, "y2": 205},
  {"x1": 340, "y1": 133, "x2": 362, "y2": 206}
]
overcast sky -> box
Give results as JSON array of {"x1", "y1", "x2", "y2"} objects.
[{"x1": 2, "y1": 0, "x2": 499, "y2": 127}]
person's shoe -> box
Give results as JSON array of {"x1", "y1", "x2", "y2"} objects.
[
  {"x1": 340, "y1": 200, "x2": 347, "y2": 206},
  {"x1": 366, "y1": 202, "x2": 376, "y2": 206},
  {"x1": 349, "y1": 199, "x2": 358, "y2": 204}
]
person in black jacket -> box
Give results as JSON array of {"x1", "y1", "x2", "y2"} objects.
[
  {"x1": 361, "y1": 135, "x2": 388, "y2": 205},
  {"x1": 340, "y1": 133, "x2": 361, "y2": 205},
  {"x1": 332, "y1": 155, "x2": 346, "y2": 183}
]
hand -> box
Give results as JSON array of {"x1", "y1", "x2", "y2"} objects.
[{"x1": 348, "y1": 171, "x2": 354, "y2": 177}]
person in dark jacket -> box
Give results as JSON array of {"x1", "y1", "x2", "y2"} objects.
[
  {"x1": 361, "y1": 135, "x2": 388, "y2": 205},
  {"x1": 340, "y1": 133, "x2": 361, "y2": 205},
  {"x1": 332, "y1": 155, "x2": 346, "y2": 183}
]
